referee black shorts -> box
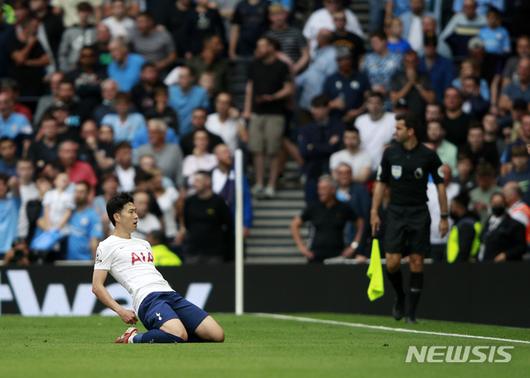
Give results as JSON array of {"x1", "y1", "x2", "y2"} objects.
[{"x1": 384, "y1": 204, "x2": 431, "y2": 256}]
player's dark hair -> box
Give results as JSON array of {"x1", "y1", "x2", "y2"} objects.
[
  {"x1": 106, "y1": 192, "x2": 134, "y2": 226},
  {"x1": 395, "y1": 112, "x2": 421, "y2": 137}
]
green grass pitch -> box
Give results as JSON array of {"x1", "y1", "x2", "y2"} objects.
[{"x1": 0, "y1": 313, "x2": 529, "y2": 378}]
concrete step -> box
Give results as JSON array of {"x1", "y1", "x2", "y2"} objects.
[
  {"x1": 252, "y1": 190, "x2": 304, "y2": 201},
  {"x1": 253, "y1": 208, "x2": 300, "y2": 218},
  {"x1": 253, "y1": 218, "x2": 294, "y2": 227},
  {"x1": 250, "y1": 227, "x2": 307, "y2": 237},
  {"x1": 246, "y1": 246, "x2": 300, "y2": 255},
  {"x1": 246, "y1": 237, "x2": 295, "y2": 246},
  {"x1": 253, "y1": 199, "x2": 306, "y2": 209},
  {"x1": 246, "y1": 256, "x2": 307, "y2": 264}
]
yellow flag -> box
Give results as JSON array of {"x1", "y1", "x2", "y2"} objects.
[{"x1": 366, "y1": 238, "x2": 384, "y2": 301}]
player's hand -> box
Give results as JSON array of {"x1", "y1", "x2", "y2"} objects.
[
  {"x1": 118, "y1": 308, "x2": 138, "y2": 325},
  {"x1": 370, "y1": 210, "x2": 380, "y2": 237},
  {"x1": 439, "y1": 218, "x2": 449, "y2": 238}
]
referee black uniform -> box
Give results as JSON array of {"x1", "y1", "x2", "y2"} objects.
[
  {"x1": 371, "y1": 113, "x2": 447, "y2": 323},
  {"x1": 377, "y1": 143, "x2": 443, "y2": 253}
]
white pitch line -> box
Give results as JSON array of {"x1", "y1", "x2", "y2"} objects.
[{"x1": 254, "y1": 313, "x2": 530, "y2": 345}]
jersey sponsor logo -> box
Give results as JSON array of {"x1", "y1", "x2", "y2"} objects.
[
  {"x1": 131, "y1": 251, "x2": 154, "y2": 265},
  {"x1": 414, "y1": 168, "x2": 423, "y2": 179},
  {"x1": 391, "y1": 165, "x2": 402, "y2": 179}
]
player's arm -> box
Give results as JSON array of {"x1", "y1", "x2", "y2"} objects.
[
  {"x1": 92, "y1": 269, "x2": 137, "y2": 324},
  {"x1": 436, "y1": 183, "x2": 449, "y2": 237},
  {"x1": 371, "y1": 152, "x2": 390, "y2": 236},
  {"x1": 370, "y1": 181, "x2": 386, "y2": 236}
]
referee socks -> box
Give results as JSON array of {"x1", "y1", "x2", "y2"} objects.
[
  {"x1": 408, "y1": 272, "x2": 424, "y2": 320},
  {"x1": 386, "y1": 269, "x2": 405, "y2": 302}
]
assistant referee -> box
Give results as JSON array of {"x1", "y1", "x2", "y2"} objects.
[{"x1": 370, "y1": 113, "x2": 449, "y2": 323}]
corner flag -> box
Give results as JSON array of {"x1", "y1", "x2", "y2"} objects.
[{"x1": 366, "y1": 238, "x2": 384, "y2": 301}]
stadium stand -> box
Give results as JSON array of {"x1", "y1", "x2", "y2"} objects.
[{"x1": 0, "y1": 0, "x2": 529, "y2": 266}]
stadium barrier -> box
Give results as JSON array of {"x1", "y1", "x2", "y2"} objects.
[{"x1": 0, "y1": 263, "x2": 529, "y2": 327}]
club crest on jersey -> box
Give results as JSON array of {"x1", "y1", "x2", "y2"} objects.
[
  {"x1": 414, "y1": 167, "x2": 423, "y2": 179},
  {"x1": 391, "y1": 165, "x2": 402, "y2": 179},
  {"x1": 131, "y1": 251, "x2": 154, "y2": 265}
]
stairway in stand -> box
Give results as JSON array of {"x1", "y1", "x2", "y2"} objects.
[{"x1": 245, "y1": 161, "x2": 308, "y2": 264}]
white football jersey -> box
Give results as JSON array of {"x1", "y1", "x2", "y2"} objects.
[{"x1": 94, "y1": 235, "x2": 174, "y2": 313}]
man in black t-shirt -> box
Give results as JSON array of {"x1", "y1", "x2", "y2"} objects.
[
  {"x1": 243, "y1": 36, "x2": 293, "y2": 199},
  {"x1": 441, "y1": 87, "x2": 473, "y2": 147},
  {"x1": 371, "y1": 113, "x2": 449, "y2": 323},
  {"x1": 291, "y1": 175, "x2": 361, "y2": 263},
  {"x1": 181, "y1": 171, "x2": 233, "y2": 264}
]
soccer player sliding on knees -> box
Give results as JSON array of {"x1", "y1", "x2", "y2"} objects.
[{"x1": 92, "y1": 193, "x2": 225, "y2": 343}]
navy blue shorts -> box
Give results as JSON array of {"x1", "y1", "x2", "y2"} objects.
[{"x1": 137, "y1": 291, "x2": 209, "y2": 333}]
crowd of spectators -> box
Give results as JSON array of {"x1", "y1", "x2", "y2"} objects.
[{"x1": 0, "y1": 0, "x2": 528, "y2": 266}]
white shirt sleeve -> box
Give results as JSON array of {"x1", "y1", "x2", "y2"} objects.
[{"x1": 94, "y1": 244, "x2": 114, "y2": 271}]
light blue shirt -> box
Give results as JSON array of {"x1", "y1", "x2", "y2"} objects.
[
  {"x1": 0, "y1": 112, "x2": 32, "y2": 139},
  {"x1": 295, "y1": 45, "x2": 338, "y2": 110},
  {"x1": 0, "y1": 195, "x2": 20, "y2": 254},
  {"x1": 479, "y1": 26, "x2": 511, "y2": 55},
  {"x1": 362, "y1": 51, "x2": 402, "y2": 91},
  {"x1": 107, "y1": 53, "x2": 145, "y2": 92},
  {"x1": 67, "y1": 207, "x2": 103, "y2": 260},
  {"x1": 168, "y1": 85, "x2": 209, "y2": 136},
  {"x1": 452, "y1": 0, "x2": 504, "y2": 15},
  {"x1": 101, "y1": 113, "x2": 147, "y2": 144}
]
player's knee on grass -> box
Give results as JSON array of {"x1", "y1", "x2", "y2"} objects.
[
  {"x1": 195, "y1": 316, "x2": 225, "y2": 342},
  {"x1": 385, "y1": 253, "x2": 401, "y2": 272},
  {"x1": 409, "y1": 254, "x2": 424, "y2": 272},
  {"x1": 160, "y1": 319, "x2": 188, "y2": 341}
]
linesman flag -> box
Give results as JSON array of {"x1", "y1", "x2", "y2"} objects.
[{"x1": 366, "y1": 238, "x2": 384, "y2": 301}]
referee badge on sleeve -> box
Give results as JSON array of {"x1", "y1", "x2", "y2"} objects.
[{"x1": 391, "y1": 165, "x2": 402, "y2": 179}]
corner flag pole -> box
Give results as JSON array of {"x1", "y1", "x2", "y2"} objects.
[{"x1": 235, "y1": 149, "x2": 244, "y2": 315}]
